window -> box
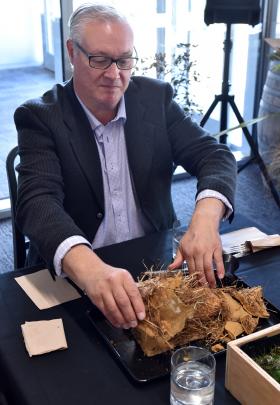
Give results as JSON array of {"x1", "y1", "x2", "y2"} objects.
[
  {"x1": 157, "y1": 0, "x2": 166, "y2": 14},
  {"x1": 0, "y1": 0, "x2": 61, "y2": 216},
  {"x1": 1, "y1": 0, "x2": 268, "y2": 214}
]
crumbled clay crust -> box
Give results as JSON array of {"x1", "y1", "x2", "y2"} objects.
[{"x1": 134, "y1": 273, "x2": 269, "y2": 357}]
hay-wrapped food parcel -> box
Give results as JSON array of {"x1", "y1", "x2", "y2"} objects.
[{"x1": 133, "y1": 273, "x2": 269, "y2": 357}]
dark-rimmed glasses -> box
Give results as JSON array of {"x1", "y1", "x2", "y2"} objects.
[{"x1": 74, "y1": 41, "x2": 138, "y2": 70}]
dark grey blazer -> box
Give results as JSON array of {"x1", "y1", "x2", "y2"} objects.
[{"x1": 14, "y1": 76, "x2": 237, "y2": 270}]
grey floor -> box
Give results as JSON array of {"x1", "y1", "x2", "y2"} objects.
[{"x1": 1, "y1": 66, "x2": 280, "y2": 274}]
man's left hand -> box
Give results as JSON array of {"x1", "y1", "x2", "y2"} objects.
[{"x1": 169, "y1": 198, "x2": 226, "y2": 288}]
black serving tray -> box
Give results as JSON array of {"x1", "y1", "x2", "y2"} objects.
[
  {"x1": 87, "y1": 306, "x2": 171, "y2": 383},
  {"x1": 86, "y1": 277, "x2": 280, "y2": 383}
]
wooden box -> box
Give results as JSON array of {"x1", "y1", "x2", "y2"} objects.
[{"x1": 225, "y1": 324, "x2": 280, "y2": 405}]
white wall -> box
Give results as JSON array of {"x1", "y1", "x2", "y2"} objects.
[{"x1": 0, "y1": 0, "x2": 44, "y2": 69}]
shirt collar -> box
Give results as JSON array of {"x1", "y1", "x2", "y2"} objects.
[{"x1": 75, "y1": 93, "x2": 126, "y2": 132}]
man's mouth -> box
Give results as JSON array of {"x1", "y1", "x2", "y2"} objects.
[{"x1": 101, "y1": 85, "x2": 120, "y2": 88}]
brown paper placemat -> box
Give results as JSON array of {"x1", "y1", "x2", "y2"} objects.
[{"x1": 15, "y1": 269, "x2": 81, "y2": 310}]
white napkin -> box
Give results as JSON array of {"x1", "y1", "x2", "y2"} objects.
[{"x1": 221, "y1": 227, "x2": 267, "y2": 254}]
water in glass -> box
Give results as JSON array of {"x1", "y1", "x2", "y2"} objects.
[{"x1": 170, "y1": 361, "x2": 215, "y2": 405}]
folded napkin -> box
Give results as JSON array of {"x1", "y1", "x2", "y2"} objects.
[
  {"x1": 221, "y1": 228, "x2": 280, "y2": 256},
  {"x1": 246, "y1": 235, "x2": 280, "y2": 253},
  {"x1": 221, "y1": 227, "x2": 267, "y2": 254},
  {"x1": 21, "y1": 319, "x2": 68, "y2": 357}
]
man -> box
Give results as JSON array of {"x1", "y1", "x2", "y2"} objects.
[{"x1": 14, "y1": 4, "x2": 236, "y2": 330}]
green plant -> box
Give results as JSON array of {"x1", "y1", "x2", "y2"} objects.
[
  {"x1": 135, "y1": 43, "x2": 201, "y2": 115},
  {"x1": 270, "y1": 49, "x2": 280, "y2": 62},
  {"x1": 269, "y1": 49, "x2": 280, "y2": 72},
  {"x1": 254, "y1": 346, "x2": 280, "y2": 383}
]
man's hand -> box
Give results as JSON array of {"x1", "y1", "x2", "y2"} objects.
[
  {"x1": 62, "y1": 245, "x2": 145, "y2": 328},
  {"x1": 169, "y1": 198, "x2": 226, "y2": 288}
]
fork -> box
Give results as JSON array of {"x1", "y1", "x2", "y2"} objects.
[
  {"x1": 140, "y1": 253, "x2": 239, "y2": 279},
  {"x1": 223, "y1": 243, "x2": 250, "y2": 256},
  {"x1": 224, "y1": 234, "x2": 280, "y2": 256}
]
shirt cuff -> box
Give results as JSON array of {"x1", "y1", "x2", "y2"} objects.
[
  {"x1": 53, "y1": 236, "x2": 92, "y2": 277},
  {"x1": 196, "y1": 189, "x2": 233, "y2": 220}
]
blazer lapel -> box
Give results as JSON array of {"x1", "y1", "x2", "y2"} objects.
[
  {"x1": 63, "y1": 82, "x2": 104, "y2": 209},
  {"x1": 124, "y1": 81, "x2": 155, "y2": 202},
  {"x1": 61, "y1": 79, "x2": 155, "y2": 210}
]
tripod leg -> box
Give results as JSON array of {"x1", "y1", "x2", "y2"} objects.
[
  {"x1": 200, "y1": 97, "x2": 220, "y2": 127},
  {"x1": 238, "y1": 157, "x2": 253, "y2": 172},
  {"x1": 228, "y1": 98, "x2": 280, "y2": 208}
]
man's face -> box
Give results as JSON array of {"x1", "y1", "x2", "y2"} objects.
[{"x1": 67, "y1": 20, "x2": 134, "y2": 121}]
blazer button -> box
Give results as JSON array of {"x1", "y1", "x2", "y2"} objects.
[{"x1": 96, "y1": 212, "x2": 103, "y2": 219}]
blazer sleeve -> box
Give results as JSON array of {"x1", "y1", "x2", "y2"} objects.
[
  {"x1": 14, "y1": 103, "x2": 88, "y2": 270},
  {"x1": 129, "y1": 76, "x2": 237, "y2": 211}
]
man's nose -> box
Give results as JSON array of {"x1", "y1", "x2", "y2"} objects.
[{"x1": 104, "y1": 62, "x2": 120, "y2": 79}]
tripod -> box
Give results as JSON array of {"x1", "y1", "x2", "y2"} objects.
[{"x1": 200, "y1": 23, "x2": 280, "y2": 208}]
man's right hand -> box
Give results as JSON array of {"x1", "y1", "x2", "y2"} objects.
[{"x1": 62, "y1": 245, "x2": 146, "y2": 328}]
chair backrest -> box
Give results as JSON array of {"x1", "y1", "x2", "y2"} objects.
[
  {"x1": 6, "y1": 146, "x2": 28, "y2": 269},
  {"x1": 0, "y1": 392, "x2": 9, "y2": 405}
]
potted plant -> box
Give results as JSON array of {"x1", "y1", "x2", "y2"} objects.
[
  {"x1": 258, "y1": 38, "x2": 280, "y2": 188},
  {"x1": 135, "y1": 43, "x2": 201, "y2": 116}
]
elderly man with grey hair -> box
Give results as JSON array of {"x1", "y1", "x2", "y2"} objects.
[{"x1": 14, "y1": 3, "x2": 237, "y2": 330}]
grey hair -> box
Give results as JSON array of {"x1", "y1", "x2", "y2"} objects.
[{"x1": 68, "y1": 3, "x2": 129, "y2": 42}]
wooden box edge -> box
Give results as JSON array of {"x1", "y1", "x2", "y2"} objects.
[{"x1": 225, "y1": 324, "x2": 280, "y2": 405}]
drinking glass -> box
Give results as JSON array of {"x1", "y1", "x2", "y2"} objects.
[{"x1": 170, "y1": 346, "x2": 216, "y2": 405}]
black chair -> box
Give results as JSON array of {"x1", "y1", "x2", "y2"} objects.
[
  {"x1": 0, "y1": 392, "x2": 9, "y2": 405},
  {"x1": 6, "y1": 146, "x2": 29, "y2": 269}
]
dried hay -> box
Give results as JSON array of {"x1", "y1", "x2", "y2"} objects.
[{"x1": 134, "y1": 272, "x2": 269, "y2": 357}]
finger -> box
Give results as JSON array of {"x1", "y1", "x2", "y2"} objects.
[
  {"x1": 86, "y1": 283, "x2": 124, "y2": 328},
  {"x1": 169, "y1": 245, "x2": 185, "y2": 270},
  {"x1": 113, "y1": 285, "x2": 139, "y2": 328},
  {"x1": 213, "y1": 249, "x2": 225, "y2": 280},
  {"x1": 91, "y1": 294, "x2": 122, "y2": 328},
  {"x1": 122, "y1": 274, "x2": 146, "y2": 323},
  {"x1": 194, "y1": 255, "x2": 208, "y2": 286},
  {"x1": 203, "y1": 254, "x2": 216, "y2": 288},
  {"x1": 101, "y1": 293, "x2": 126, "y2": 328},
  {"x1": 186, "y1": 256, "x2": 195, "y2": 275}
]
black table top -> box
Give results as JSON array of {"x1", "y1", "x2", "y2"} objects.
[{"x1": 0, "y1": 214, "x2": 279, "y2": 405}]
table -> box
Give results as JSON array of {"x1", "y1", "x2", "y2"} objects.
[{"x1": 0, "y1": 215, "x2": 279, "y2": 405}]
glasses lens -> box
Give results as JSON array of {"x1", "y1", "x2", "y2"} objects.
[
  {"x1": 117, "y1": 58, "x2": 138, "y2": 70},
  {"x1": 89, "y1": 56, "x2": 138, "y2": 70},
  {"x1": 89, "y1": 56, "x2": 112, "y2": 69}
]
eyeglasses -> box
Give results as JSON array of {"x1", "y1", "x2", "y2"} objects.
[{"x1": 74, "y1": 41, "x2": 138, "y2": 70}]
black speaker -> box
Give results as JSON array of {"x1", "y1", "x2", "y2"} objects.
[{"x1": 204, "y1": 0, "x2": 261, "y2": 26}]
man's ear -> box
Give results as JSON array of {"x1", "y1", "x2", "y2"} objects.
[{"x1": 66, "y1": 39, "x2": 74, "y2": 65}]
